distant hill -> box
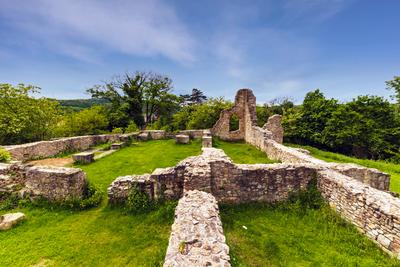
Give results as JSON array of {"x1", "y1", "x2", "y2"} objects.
[{"x1": 57, "y1": 98, "x2": 109, "y2": 112}]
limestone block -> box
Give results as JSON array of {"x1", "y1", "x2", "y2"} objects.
[
  {"x1": 202, "y1": 135, "x2": 212, "y2": 148},
  {"x1": 0, "y1": 212, "x2": 26, "y2": 230},
  {"x1": 176, "y1": 135, "x2": 190, "y2": 144},
  {"x1": 25, "y1": 166, "x2": 87, "y2": 201},
  {"x1": 72, "y1": 152, "x2": 94, "y2": 164},
  {"x1": 111, "y1": 143, "x2": 124, "y2": 150},
  {"x1": 138, "y1": 132, "x2": 150, "y2": 141}
]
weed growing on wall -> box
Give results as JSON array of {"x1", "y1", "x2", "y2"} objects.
[{"x1": 0, "y1": 147, "x2": 11, "y2": 162}]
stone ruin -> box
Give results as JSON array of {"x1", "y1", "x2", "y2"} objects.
[
  {"x1": 2, "y1": 88, "x2": 400, "y2": 265},
  {"x1": 107, "y1": 89, "x2": 400, "y2": 265}
]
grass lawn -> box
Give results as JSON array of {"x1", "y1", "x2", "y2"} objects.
[
  {"x1": 0, "y1": 139, "x2": 201, "y2": 267},
  {"x1": 213, "y1": 138, "x2": 278, "y2": 164},
  {"x1": 287, "y1": 144, "x2": 400, "y2": 193},
  {"x1": 221, "y1": 202, "x2": 400, "y2": 267}
]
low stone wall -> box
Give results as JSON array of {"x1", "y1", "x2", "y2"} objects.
[
  {"x1": 143, "y1": 130, "x2": 166, "y2": 140},
  {"x1": 108, "y1": 148, "x2": 319, "y2": 204},
  {"x1": 0, "y1": 163, "x2": 88, "y2": 201},
  {"x1": 178, "y1": 130, "x2": 206, "y2": 139},
  {"x1": 244, "y1": 127, "x2": 390, "y2": 191},
  {"x1": 25, "y1": 166, "x2": 87, "y2": 201},
  {"x1": 3, "y1": 133, "x2": 136, "y2": 162},
  {"x1": 163, "y1": 190, "x2": 230, "y2": 267},
  {"x1": 318, "y1": 169, "x2": 400, "y2": 257}
]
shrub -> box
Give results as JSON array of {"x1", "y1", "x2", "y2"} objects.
[
  {"x1": 0, "y1": 147, "x2": 11, "y2": 162},
  {"x1": 126, "y1": 185, "x2": 154, "y2": 214},
  {"x1": 125, "y1": 121, "x2": 139, "y2": 133},
  {"x1": 111, "y1": 127, "x2": 124, "y2": 134}
]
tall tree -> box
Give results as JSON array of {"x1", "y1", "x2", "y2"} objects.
[
  {"x1": 87, "y1": 72, "x2": 174, "y2": 127},
  {"x1": 180, "y1": 88, "x2": 207, "y2": 105},
  {"x1": 0, "y1": 83, "x2": 60, "y2": 144},
  {"x1": 386, "y1": 76, "x2": 400, "y2": 112}
]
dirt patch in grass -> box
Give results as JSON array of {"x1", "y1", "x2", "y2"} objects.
[{"x1": 28, "y1": 157, "x2": 73, "y2": 167}]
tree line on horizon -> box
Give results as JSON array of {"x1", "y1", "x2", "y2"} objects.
[{"x1": 1, "y1": 72, "x2": 400, "y2": 161}]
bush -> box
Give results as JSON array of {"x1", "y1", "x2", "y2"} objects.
[
  {"x1": 0, "y1": 147, "x2": 11, "y2": 162},
  {"x1": 111, "y1": 127, "x2": 124, "y2": 134},
  {"x1": 126, "y1": 185, "x2": 155, "y2": 214},
  {"x1": 125, "y1": 121, "x2": 140, "y2": 133}
]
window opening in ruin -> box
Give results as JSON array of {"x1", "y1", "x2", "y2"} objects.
[{"x1": 229, "y1": 114, "x2": 240, "y2": 132}]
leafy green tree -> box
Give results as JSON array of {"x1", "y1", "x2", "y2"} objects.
[
  {"x1": 0, "y1": 83, "x2": 60, "y2": 144},
  {"x1": 323, "y1": 96, "x2": 400, "y2": 159},
  {"x1": 88, "y1": 72, "x2": 175, "y2": 128},
  {"x1": 386, "y1": 76, "x2": 400, "y2": 104},
  {"x1": 296, "y1": 89, "x2": 338, "y2": 146},
  {"x1": 54, "y1": 106, "x2": 108, "y2": 137}
]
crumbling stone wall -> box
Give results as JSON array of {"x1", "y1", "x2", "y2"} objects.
[
  {"x1": 163, "y1": 190, "x2": 230, "y2": 267},
  {"x1": 25, "y1": 166, "x2": 87, "y2": 201},
  {"x1": 0, "y1": 163, "x2": 88, "y2": 201},
  {"x1": 3, "y1": 133, "x2": 136, "y2": 162},
  {"x1": 264, "y1": 114, "x2": 284, "y2": 144},
  {"x1": 318, "y1": 169, "x2": 400, "y2": 256},
  {"x1": 108, "y1": 148, "x2": 319, "y2": 204},
  {"x1": 212, "y1": 89, "x2": 257, "y2": 141}
]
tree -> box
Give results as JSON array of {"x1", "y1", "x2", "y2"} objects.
[
  {"x1": 323, "y1": 96, "x2": 400, "y2": 159},
  {"x1": 296, "y1": 89, "x2": 338, "y2": 146},
  {"x1": 87, "y1": 72, "x2": 174, "y2": 128},
  {"x1": 54, "y1": 106, "x2": 109, "y2": 137},
  {"x1": 386, "y1": 76, "x2": 400, "y2": 103},
  {"x1": 0, "y1": 83, "x2": 60, "y2": 145},
  {"x1": 180, "y1": 88, "x2": 207, "y2": 105}
]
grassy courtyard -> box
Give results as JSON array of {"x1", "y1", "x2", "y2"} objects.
[
  {"x1": 287, "y1": 144, "x2": 400, "y2": 194},
  {"x1": 0, "y1": 139, "x2": 201, "y2": 267}
]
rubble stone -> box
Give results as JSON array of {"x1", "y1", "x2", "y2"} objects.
[{"x1": 0, "y1": 212, "x2": 26, "y2": 230}]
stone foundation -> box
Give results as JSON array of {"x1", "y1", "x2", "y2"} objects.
[
  {"x1": 108, "y1": 148, "x2": 318, "y2": 204},
  {"x1": 163, "y1": 190, "x2": 230, "y2": 267},
  {"x1": 3, "y1": 133, "x2": 136, "y2": 162},
  {"x1": 0, "y1": 163, "x2": 88, "y2": 201}
]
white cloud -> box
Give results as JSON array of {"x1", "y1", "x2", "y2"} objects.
[{"x1": 0, "y1": 0, "x2": 195, "y2": 64}]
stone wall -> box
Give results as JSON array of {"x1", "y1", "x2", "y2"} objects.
[
  {"x1": 3, "y1": 133, "x2": 136, "y2": 162},
  {"x1": 163, "y1": 190, "x2": 230, "y2": 267},
  {"x1": 178, "y1": 130, "x2": 206, "y2": 139},
  {"x1": 212, "y1": 89, "x2": 257, "y2": 141},
  {"x1": 318, "y1": 169, "x2": 400, "y2": 257},
  {"x1": 108, "y1": 148, "x2": 319, "y2": 204},
  {"x1": 0, "y1": 163, "x2": 88, "y2": 201},
  {"x1": 25, "y1": 166, "x2": 87, "y2": 201}
]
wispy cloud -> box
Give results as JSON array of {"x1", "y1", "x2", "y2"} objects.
[{"x1": 0, "y1": 0, "x2": 195, "y2": 64}]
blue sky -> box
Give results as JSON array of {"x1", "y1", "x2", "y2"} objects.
[{"x1": 0, "y1": 0, "x2": 399, "y2": 103}]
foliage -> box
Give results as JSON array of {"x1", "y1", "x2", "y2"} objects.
[
  {"x1": 126, "y1": 186, "x2": 155, "y2": 214},
  {"x1": 180, "y1": 88, "x2": 207, "y2": 105},
  {"x1": 0, "y1": 83, "x2": 60, "y2": 145},
  {"x1": 57, "y1": 98, "x2": 109, "y2": 112},
  {"x1": 283, "y1": 89, "x2": 400, "y2": 160},
  {"x1": 0, "y1": 192, "x2": 19, "y2": 211},
  {"x1": 53, "y1": 106, "x2": 109, "y2": 137},
  {"x1": 111, "y1": 127, "x2": 123, "y2": 134},
  {"x1": 125, "y1": 120, "x2": 139, "y2": 133},
  {"x1": 213, "y1": 138, "x2": 278, "y2": 164},
  {"x1": 229, "y1": 114, "x2": 239, "y2": 131},
  {"x1": 171, "y1": 98, "x2": 232, "y2": 131},
  {"x1": 386, "y1": 75, "x2": 400, "y2": 108},
  {"x1": 0, "y1": 147, "x2": 11, "y2": 162},
  {"x1": 87, "y1": 72, "x2": 177, "y2": 128}
]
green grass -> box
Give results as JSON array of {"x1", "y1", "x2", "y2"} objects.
[
  {"x1": 213, "y1": 138, "x2": 278, "y2": 164},
  {"x1": 221, "y1": 202, "x2": 400, "y2": 267},
  {"x1": 0, "y1": 139, "x2": 201, "y2": 267},
  {"x1": 287, "y1": 143, "x2": 400, "y2": 193}
]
